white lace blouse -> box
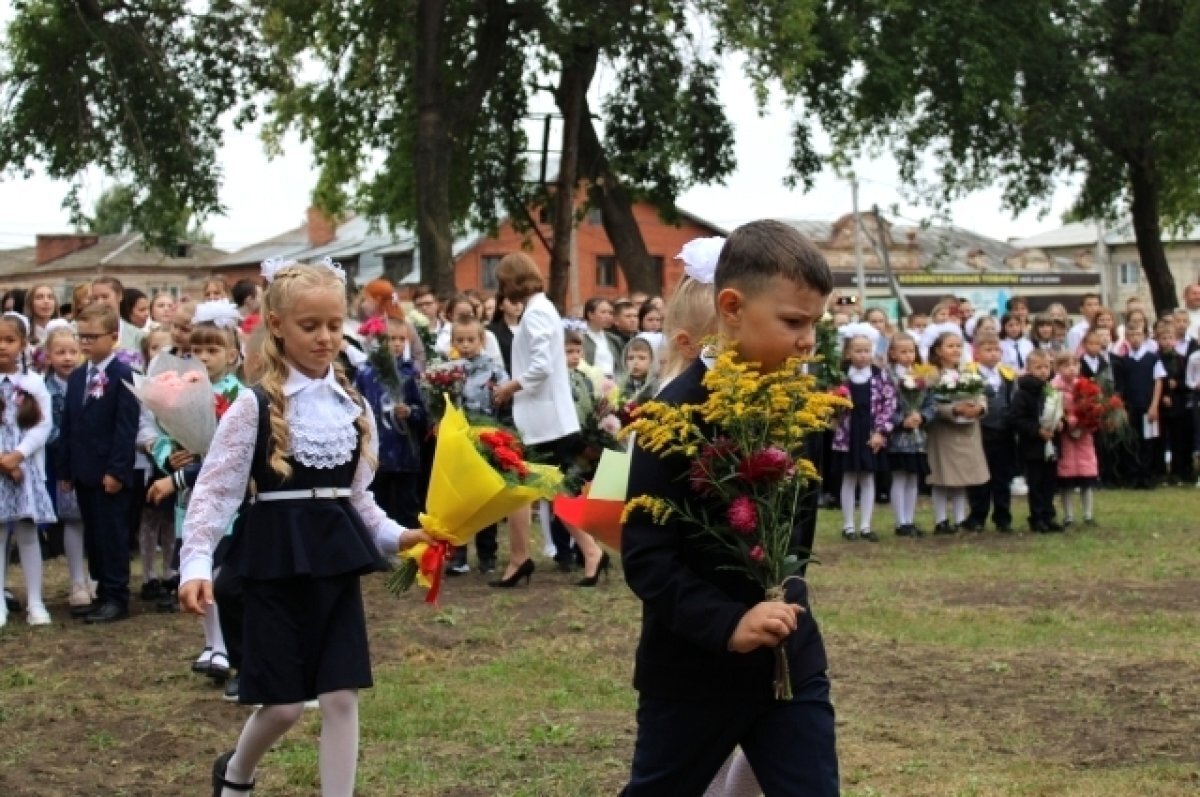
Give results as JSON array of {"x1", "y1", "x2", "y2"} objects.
[{"x1": 178, "y1": 366, "x2": 408, "y2": 585}]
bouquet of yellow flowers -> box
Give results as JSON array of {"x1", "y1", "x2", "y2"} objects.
[
  {"x1": 623, "y1": 343, "x2": 850, "y2": 699},
  {"x1": 387, "y1": 403, "x2": 562, "y2": 603}
]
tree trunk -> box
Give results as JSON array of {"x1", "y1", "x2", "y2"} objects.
[
  {"x1": 1128, "y1": 156, "x2": 1179, "y2": 315},
  {"x1": 414, "y1": 0, "x2": 456, "y2": 296},
  {"x1": 547, "y1": 47, "x2": 595, "y2": 312},
  {"x1": 578, "y1": 102, "x2": 660, "y2": 296}
]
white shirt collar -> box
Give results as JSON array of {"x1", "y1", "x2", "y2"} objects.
[
  {"x1": 1128, "y1": 342, "x2": 1153, "y2": 360},
  {"x1": 90, "y1": 354, "x2": 116, "y2": 373},
  {"x1": 282, "y1": 363, "x2": 353, "y2": 402},
  {"x1": 847, "y1": 365, "x2": 872, "y2": 383}
]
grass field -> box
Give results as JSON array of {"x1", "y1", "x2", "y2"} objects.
[{"x1": 1, "y1": 488, "x2": 1198, "y2": 796}]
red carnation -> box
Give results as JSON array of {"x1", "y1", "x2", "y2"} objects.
[
  {"x1": 738, "y1": 446, "x2": 793, "y2": 484},
  {"x1": 357, "y1": 315, "x2": 387, "y2": 337},
  {"x1": 214, "y1": 394, "x2": 232, "y2": 419},
  {"x1": 748, "y1": 544, "x2": 765, "y2": 563},
  {"x1": 728, "y1": 496, "x2": 758, "y2": 535}
]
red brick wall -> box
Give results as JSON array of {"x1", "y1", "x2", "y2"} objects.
[
  {"x1": 35, "y1": 234, "x2": 98, "y2": 265},
  {"x1": 455, "y1": 202, "x2": 716, "y2": 304}
]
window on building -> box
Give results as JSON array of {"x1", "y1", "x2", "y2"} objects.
[
  {"x1": 481, "y1": 255, "x2": 503, "y2": 291},
  {"x1": 384, "y1": 253, "x2": 415, "y2": 284},
  {"x1": 596, "y1": 256, "x2": 618, "y2": 288},
  {"x1": 1117, "y1": 261, "x2": 1140, "y2": 287}
]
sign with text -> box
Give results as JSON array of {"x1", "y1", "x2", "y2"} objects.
[{"x1": 833, "y1": 271, "x2": 1101, "y2": 288}]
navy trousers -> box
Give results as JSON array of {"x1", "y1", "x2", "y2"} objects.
[
  {"x1": 622, "y1": 672, "x2": 839, "y2": 796},
  {"x1": 76, "y1": 484, "x2": 132, "y2": 608},
  {"x1": 969, "y1": 435, "x2": 1014, "y2": 527}
]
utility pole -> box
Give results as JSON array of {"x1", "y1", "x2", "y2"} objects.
[
  {"x1": 1095, "y1": 219, "x2": 1111, "y2": 308},
  {"x1": 851, "y1": 176, "x2": 867, "y2": 309}
]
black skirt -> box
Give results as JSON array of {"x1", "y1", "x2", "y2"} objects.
[
  {"x1": 887, "y1": 451, "x2": 930, "y2": 476},
  {"x1": 238, "y1": 572, "x2": 372, "y2": 705}
]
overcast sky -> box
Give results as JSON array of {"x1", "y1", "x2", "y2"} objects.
[{"x1": 0, "y1": 30, "x2": 1077, "y2": 254}]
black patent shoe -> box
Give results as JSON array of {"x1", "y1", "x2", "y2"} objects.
[
  {"x1": 488, "y1": 558, "x2": 534, "y2": 588},
  {"x1": 933, "y1": 521, "x2": 958, "y2": 535},
  {"x1": 577, "y1": 551, "x2": 611, "y2": 587},
  {"x1": 212, "y1": 750, "x2": 254, "y2": 796},
  {"x1": 83, "y1": 602, "x2": 129, "y2": 624}
]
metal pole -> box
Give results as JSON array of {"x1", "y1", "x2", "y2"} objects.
[{"x1": 851, "y1": 176, "x2": 866, "y2": 310}]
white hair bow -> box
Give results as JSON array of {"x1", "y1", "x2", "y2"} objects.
[
  {"x1": 837, "y1": 321, "x2": 881, "y2": 346},
  {"x1": 676, "y1": 237, "x2": 725, "y2": 285},
  {"x1": 261, "y1": 256, "x2": 346, "y2": 284},
  {"x1": 44, "y1": 318, "x2": 72, "y2": 335},
  {"x1": 193, "y1": 299, "x2": 242, "y2": 329},
  {"x1": 2, "y1": 311, "x2": 29, "y2": 336}
]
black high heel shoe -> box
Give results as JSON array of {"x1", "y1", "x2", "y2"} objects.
[
  {"x1": 577, "y1": 551, "x2": 611, "y2": 587},
  {"x1": 488, "y1": 558, "x2": 534, "y2": 588},
  {"x1": 212, "y1": 750, "x2": 254, "y2": 796}
]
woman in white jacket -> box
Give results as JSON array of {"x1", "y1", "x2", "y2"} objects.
[{"x1": 490, "y1": 253, "x2": 609, "y2": 587}]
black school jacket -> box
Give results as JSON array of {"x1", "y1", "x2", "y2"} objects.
[
  {"x1": 1009, "y1": 374, "x2": 1051, "y2": 462},
  {"x1": 621, "y1": 359, "x2": 827, "y2": 702}
]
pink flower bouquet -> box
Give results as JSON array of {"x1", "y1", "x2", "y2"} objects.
[{"x1": 128, "y1": 354, "x2": 217, "y2": 455}]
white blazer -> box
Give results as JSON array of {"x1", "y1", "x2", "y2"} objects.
[{"x1": 511, "y1": 293, "x2": 580, "y2": 446}]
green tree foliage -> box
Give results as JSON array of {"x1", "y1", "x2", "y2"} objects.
[
  {"x1": 0, "y1": 1, "x2": 276, "y2": 249},
  {"x1": 727, "y1": 0, "x2": 1200, "y2": 313}
]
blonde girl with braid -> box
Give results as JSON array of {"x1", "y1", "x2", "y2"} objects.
[{"x1": 178, "y1": 259, "x2": 430, "y2": 797}]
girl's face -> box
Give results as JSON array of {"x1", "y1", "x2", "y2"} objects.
[
  {"x1": 890, "y1": 339, "x2": 916, "y2": 367},
  {"x1": 847, "y1": 337, "x2": 873, "y2": 369},
  {"x1": 975, "y1": 317, "x2": 998, "y2": 336},
  {"x1": 50, "y1": 337, "x2": 81, "y2": 378},
  {"x1": 145, "y1": 332, "x2": 170, "y2": 362},
  {"x1": 483, "y1": 297, "x2": 496, "y2": 320},
  {"x1": 934, "y1": 335, "x2": 963, "y2": 368},
  {"x1": 192, "y1": 339, "x2": 237, "y2": 382},
  {"x1": 626, "y1": 347, "x2": 653, "y2": 378},
  {"x1": 1094, "y1": 311, "x2": 1114, "y2": 330},
  {"x1": 501, "y1": 297, "x2": 523, "y2": 320},
  {"x1": 150, "y1": 294, "x2": 176, "y2": 324},
  {"x1": 0, "y1": 323, "x2": 22, "y2": 372},
  {"x1": 1003, "y1": 317, "x2": 1022, "y2": 339},
  {"x1": 565, "y1": 343, "x2": 583, "y2": 370},
  {"x1": 204, "y1": 281, "x2": 226, "y2": 301},
  {"x1": 170, "y1": 309, "x2": 194, "y2": 350},
  {"x1": 269, "y1": 287, "x2": 346, "y2": 379},
  {"x1": 641, "y1": 309, "x2": 663, "y2": 332},
  {"x1": 866, "y1": 311, "x2": 887, "y2": 332},
  {"x1": 129, "y1": 297, "x2": 150, "y2": 329},
  {"x1": 1035, "y1": 322, "x2": 1053, "y2": 341},
  {"x1": 1057, "y1": 359, "x2": 1079, "y2": 382},
  {"x1": 90, "y1": 283, "x2": 120, "y2": 311},
  {"x1": 30, "y1": 287, "x2": 56, "y2": 321},
  {"x1": 932, "y1": 306, "x2": 950, "y2": 323}
]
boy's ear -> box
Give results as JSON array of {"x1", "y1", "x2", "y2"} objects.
[{"x1": 716, "y1": 287, "x2": 745, "y2": 329}]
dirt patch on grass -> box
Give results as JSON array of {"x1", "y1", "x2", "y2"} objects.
[{"x1": 936, "y1": 578, "x2": 1200, "y2": 614}]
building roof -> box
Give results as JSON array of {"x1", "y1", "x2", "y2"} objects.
[
  {"x1": 1011, "y1": 219, "x2": 1200, "y2": 250},
  {"x1": 0, "y1": 234, "x2": 224, "y2": 279}
]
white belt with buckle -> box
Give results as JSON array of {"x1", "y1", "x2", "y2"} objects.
[{"x1": 250, "y1": 488, "x2": 353, "y2": 504}]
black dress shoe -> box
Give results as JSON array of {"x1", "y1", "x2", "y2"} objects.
[
  {"x1": 83, "y1": 602, "x2": 130, "y2": 624},
  {"x1": 933, "y1": 521, "x2": 958, "y2": 535},
  {"x1": 71, "y1": 601, "x2": 99, "y2": 618},
  {"x1": 959, "y1": 520, "x2": 985, "y2": 533}
]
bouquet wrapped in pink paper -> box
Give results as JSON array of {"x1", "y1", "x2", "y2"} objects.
[{"x1": 127, "y1": 354, "x2": 217, "y2": 455}]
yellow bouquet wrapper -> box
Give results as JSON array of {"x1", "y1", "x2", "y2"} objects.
[{"x1": 399, "y1": 404, "x2": 562, "y2": 603}]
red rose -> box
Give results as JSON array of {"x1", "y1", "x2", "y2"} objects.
[
  {"x1": 748, "y1": 544, "x2": 765, "y2": 563},
  {"x1": 214, "y1": 394, "x2": 232, "y2": 419},
  {"x1": 728, "y1": 496, "x2": 758, "y2": 535}
]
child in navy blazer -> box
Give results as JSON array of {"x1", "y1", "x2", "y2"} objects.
[{"x1": 56, "y1": 304, "x2": 140, "y2": 623}]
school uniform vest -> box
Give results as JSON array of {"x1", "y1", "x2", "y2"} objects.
[{"x1": 1118, "y1": 354, "x2": 1159, "y2": 413}]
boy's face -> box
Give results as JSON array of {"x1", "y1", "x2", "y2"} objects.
[
  {"x1": 615, "y1": 306, "x2": 639, "y2": 334},
  {"x1": 1155, "y1": 327, "x2": 1175, "y2": 351},
  {"x1": 1127, "y1": 328, "x2": 1146, "y2": 350},
  {"x1": 1028, "y1": 358, "x2": 1052, "y2": 381},
  {"x1": 975, "y1": 341, "x2": 1001, "y2": 368},
  {"x1": 1052, "y1": 324, "x2": 1067, "y2": 342},
  {"x1": 171, "y1": 309, "x2": 194, "y2": 350},
  {"x1": 90, "y1": 283, "x2": 120, "y2": 311},
  {"x1": 717, "y1": 276, "x2": 826, "y2": 374},
  {"x1": 77, "y1": 320, "x2": 116, "y2": 363},
  {"x1": 1083, "y1": 335, "x2": 1102, "y2": 357},
  {"x1": 626, "y1": 347, "x2": 652, "y2": 378},
  {"x1": 909, "y1": 315, "x2": 928, "y2": 333},
  {"x1": 1081, "y1": 296, "x2": 1101, "y2": 319},
  {"x1": 453, "y1": 325, "x2": 482, "y2": 359},
  {"x1": 565, "y1": 343, "x2": 583, "y2": 370},
  {"x1": 1173, "y1": 312, "x2": 1189, "y2": 337},
  {"x1": 1096, "y1": 329, "x2": 1112, "y2": 349},
  {"x1": 387, "y1": 322, "x2": 408, "y2": 357}
]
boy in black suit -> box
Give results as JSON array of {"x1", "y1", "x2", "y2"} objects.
[
  {"x1": 57, "y1": 304, "x2": 140, "y2": 623},
  {"x1": 621, "y1": 220, "x2": 838, "y2": 796},
  {"x1": 965, "y1": 332, "x2": 1016, "y2": 532},
  {"x1": 1009, "y1": 349, "x2": 1063, "y2": 532}
]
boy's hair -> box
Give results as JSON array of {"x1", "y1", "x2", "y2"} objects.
[
  {"x1": 92, "y1": 276, "x2": 125, "y2": 298},
  {"x1": 887, "y1": 331, "x2": 920, "y2": 364},
  {"x1": 714, "y1": 220, "x2": 833, "y2": 296},
  {"x1": 613, "y1": 298, "x2": 635, "y2": 316},
  {"x1": 452, "y1": 317, "x2": 483, "y2": 338},
  {"x1": 1082, "y1": 327, "x2": 1104, "y2": 344},
  {"x1": 75, "y1": 303, "x2": 119, "y2": 333},
  {"x1": 232, "y1": 278, "x2": 261, "y2": 309},
  {"x1": 1026, "y1": 348, "x2": 1051, "y2": 367},
  {"x1": 139, "y1": 327, "x2": 171, "y2": 362},
  {"x1": 564, "y1": 329, "x2": 584, "y2": 347},
  {"x1": 1153, "y1": 318, "x2": 1175, "y2": 336},
  {"x1": 660, "y1": 276, "x2": 716, "y2": 385},
  {"x1": 259, "y1": 262, "x2": 372, "y2": 480},
  {"x1": 0, "y1": 315, "x2": 43, "y2": 429},
  {"x1": 972, "y1": 331, "x2": 1000, "y2": 349}
]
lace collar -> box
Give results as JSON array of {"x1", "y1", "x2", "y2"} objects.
[
  {"x1": 283, "y1": 364, "x2": 353, "y2": 401},
  {"x1": 847, "y1": 365, "x2": 872, "y2": 384},
  {"x1": 283, "y1": 364, "x2": 362, "y2": 469}
]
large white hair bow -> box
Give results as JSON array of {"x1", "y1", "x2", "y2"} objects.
[
  {"x1": 261, "y1": 256, "x2": 346, "y2": 284},
  {"x1": 193, "y1": 299, "x2": 242, "y2": 329},
  {"x1": 675, "y1": 237, "x2": 725, "y2": 285},
  {"x1": 837, "y1": 321, "x2": 881, "y2": 346}
]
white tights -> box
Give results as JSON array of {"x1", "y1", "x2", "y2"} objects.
[
  {"x1": 62, "y1": 519, "x2": 87, "y2": 586},
  {"x1": 890, "y1": 472, "x2": 919, "y2": 526},
  {"x1": 225, "y1": 690, "x2": 359, "y2": 797},
  {"x1": 1060, "y1": 487, "x2": 1095, "y2": 521},
  {"x1": 840, "y1": 471, "x2": 876, "y2": 532},
  {"x1": 932, "y1": 486, "x2": 967, "y2": 524},
  {"x1": 0, "y1": 521, "x2": 45, "y2": 613}
]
